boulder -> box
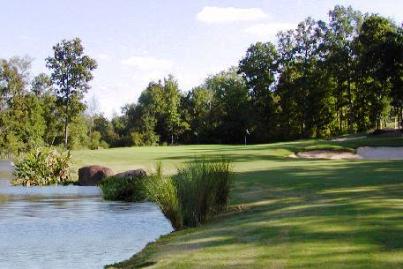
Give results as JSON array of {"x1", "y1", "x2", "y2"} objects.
[
  {"x1": 114, "y1": 169, "x2": 147, "y2": 179},
  {"x1": 78, "y1": 165, "x2": 114, "y2": 186}
]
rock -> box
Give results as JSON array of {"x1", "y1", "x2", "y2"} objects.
[
  {"x1": 114, "y1": 169, "x2": 147, "y2": 179},
  {"x1": 78, "y1": 165, "x2": 114, "y2": 186}
]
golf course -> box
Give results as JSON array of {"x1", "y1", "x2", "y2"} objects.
[
  {"x1": 1, "y1": 1, "x2": 402, "y2": 268},
  {"x1": 71, "y1": 136, "x2": 403, "y2": 268}
]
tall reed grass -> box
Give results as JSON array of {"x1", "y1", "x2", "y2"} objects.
[
  {"x1": 143, "y1": 163, "x2": 183, "y2": 230},
  {"x1": 143, "y1": 159, "x2": 232, "y2": 230}
]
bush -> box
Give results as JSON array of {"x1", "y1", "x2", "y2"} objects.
[
  {"x1": 130, "y1": 130, "x2": 160, "y2": 146},
  {"x1": 12, "y1": 147, "x2": 71, "y2": 186},
  {"x1": 89, "y1": 131, "x2": 102, "y2": 150},
  {"x1": 99, "y1": 176, "x2": 146, "y2": 202},
  {"x1": 143, "y1": 159, "x2": 232, "y2": 230}
]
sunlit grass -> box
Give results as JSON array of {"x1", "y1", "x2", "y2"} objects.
[{"x1": 68, "y1": 137, "x2": 403, "y2": 268}]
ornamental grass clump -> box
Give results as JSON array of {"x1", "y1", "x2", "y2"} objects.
[
  {"x1": 12, "y1": 147, "x2": 71, "y2": 186},
  {"x1": 143, "y1": 159, "x2": 232, "y2": 230},
  {"x1": 143, "y1": 163, "x2": 183, "y2": 230},
  {"x1": 175, "y1": 158, "x2": 232, "y2": 227}
]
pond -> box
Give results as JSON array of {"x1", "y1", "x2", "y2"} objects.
[{"x1": 0, "y1": 161, "x2": 173, "y2": 269}]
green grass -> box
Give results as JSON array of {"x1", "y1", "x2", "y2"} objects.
[{"x1": 69, "y1": 136, "x2": 403, "y2": 268}]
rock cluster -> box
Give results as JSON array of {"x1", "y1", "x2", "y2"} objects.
[{"x1": 78, "y1": 165, "x2": 146, "y2": 186}]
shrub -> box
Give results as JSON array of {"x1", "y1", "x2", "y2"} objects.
[
  {"x1": 89, "y1": 131, "x2": 102, "y2": 149},
  {"x1": 130, "y1": 130, "x2": 160, "y2": 146},
  {"x1": 130, "y1": 131, "x2": 144, "y2": 146},
  {"x1": 12, "y1": 147, "x2": 71, "y2": 186},
  {"x1": 99, "y1": 176, "x2": 146, "y2": 202},
  {"x1": 143, "y1": 159, "x2": 232, "y2": 230}
]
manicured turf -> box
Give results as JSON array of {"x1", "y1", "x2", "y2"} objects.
[{"x1": 71, "y1": 137, "x2": 403, "y2": 268}]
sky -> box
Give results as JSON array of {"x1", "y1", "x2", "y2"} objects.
[{"x1": 1, "y1": 0, "x2": 402, "y2": 118}]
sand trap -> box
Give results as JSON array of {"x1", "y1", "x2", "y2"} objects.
[
  {"x1": 331, "y1": 136, "x2": 366, "y2": 142},
  {"x1": 293, "y1": 147, "x2": 403, "y2": 160},
  {"x1": 292, "y1": 150, "x2": 359, "y2": 160}
]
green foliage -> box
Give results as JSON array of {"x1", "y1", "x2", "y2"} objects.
[
  {"x1": 46, "y1": 37, "x2": 97, "y2": 147},
  {"x1": 88, "y1": 128, "x2": 109, "y2": 149},
  {"x1": 143, "y1": 159, "x2": 232, "y2": 230},
  {"x1": 1, "y1": 5, "x2": 402, "y2": 153},
  {"x1": 135, "y1": 76, "x2": 188, "y2": 144},
  {"x1": 99, "y1": 176, "x2": 146, "y2": 202},
  {"x1": 68, "y1": 114, "x2": 90, "y2": 149},
  {"x1": 12, "y1": 147, "x2": 71, "y2": 186},
  {"x1": 239, "y1": 42, "x2": 279, "y2": 141}
]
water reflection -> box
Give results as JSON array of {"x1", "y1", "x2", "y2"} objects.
[{"x1": 0, "y1": 161, "x2": 173, "y2": 269}]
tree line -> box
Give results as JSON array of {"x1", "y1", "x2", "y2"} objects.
[{"x1": 1, "y1": 5, "x2": 402, "y2": 155}]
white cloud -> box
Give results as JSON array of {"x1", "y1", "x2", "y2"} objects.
[
  {"x1": 244, "y1": 22, "x2": 296, "y2": 38},
  {"x1": 197, "y1": 6, "x2": 267, "y2": 24},
  {"x1": 121, "y1": 56, "x2": 174, "y2": 71}
]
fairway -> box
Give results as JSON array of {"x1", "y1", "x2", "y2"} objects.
[{"x1": 72, "y1": 137, "x2": 403, "y2": 268}]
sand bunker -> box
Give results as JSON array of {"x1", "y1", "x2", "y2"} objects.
[
  {"x1": 293, "y1": 147, "x2": 403, "y2": 160},
  {"x1": 293, "y1": 150, "x2": 358, "y2": 160},
  {"x1": 331, "y1": 136, "x2": 366, "y2": 142}
]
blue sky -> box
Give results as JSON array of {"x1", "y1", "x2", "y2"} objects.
[{"x1": 1, "y1": 0, "x2": 402, "y2": 117}]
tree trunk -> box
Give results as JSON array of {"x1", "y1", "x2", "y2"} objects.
[
  {"x1": 347, "y1": 77, "x2": 353, "y2": 132},
  {"x1": 64, "y1": 93, "x2": 70, "y2": 148},
  {"x1": 395, "y1": 115, "x2": 399, "y2": 130},
  {"x1": 64, "y1": 112, "x2": 69, "y2": 147}
]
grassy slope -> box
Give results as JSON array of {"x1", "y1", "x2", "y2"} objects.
[{"x1": 72, "y1": 137, "x2": 403, "y2": 269}]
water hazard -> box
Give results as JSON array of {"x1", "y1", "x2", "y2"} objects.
[{"x1": 0, "y1": 161, "x2": 173, "y2": 269}]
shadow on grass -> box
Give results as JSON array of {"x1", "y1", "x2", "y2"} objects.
[{"x1": 108, "y1": 160, "x2": 403, "y2": 269}]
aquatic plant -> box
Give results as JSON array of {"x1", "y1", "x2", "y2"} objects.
[{"x1": 12, "y1": 147, "x2": 71, "y2": 186}]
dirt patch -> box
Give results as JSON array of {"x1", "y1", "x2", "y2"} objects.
[{"x1": 292, "y1": 147, "x2": 403, "y2": 160}]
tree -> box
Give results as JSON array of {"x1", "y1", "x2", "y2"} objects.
[
  {"x1": 276, "y1": 18, "x2": 330, "y2": 137},
  {"x1": 183, "y1": 86, "x2": 214, "y2": 143},
  {"x1": 325, "y1": 5, "x2": 363, "y2": 132},
  {"x1": 205, "y1": 68, "x2": 250, "y2": 143},
  {"x1": 387, "y1": 25, "x2": 403, "y2": 126},
  {"x1": 134, "y1": 76, "x2": 188, "y2": 145},
  {"x1": 0, "y1": 57, "x2": 45, "y2": 155},
  {"x1": 0, "y1": 57, "x2": 28, "y2": 111},
  {"x1": 163, "y1": 75, "x2": 187, "y2": 144},
  {"x1": 239, "y1": 42, "x2": 279, "y2": 141},
  {"x1": 31, "y1": 73, "x2": 52, "y2": 96},
  {"x1": 46, "y1": 38, "x2": 97, "y2": 147},
  {"x1": 356, "y1": 15, "x2": 398, "y2": 129}
]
